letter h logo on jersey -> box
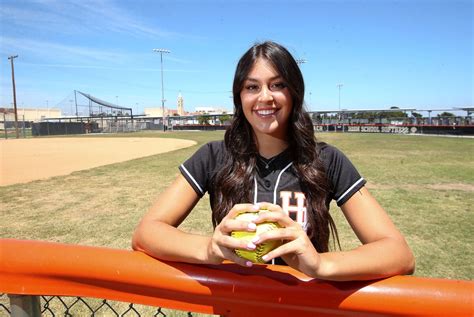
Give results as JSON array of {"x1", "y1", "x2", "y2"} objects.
[{"x1": 280, "y1": 191, "x2": 307, "y2": 227}]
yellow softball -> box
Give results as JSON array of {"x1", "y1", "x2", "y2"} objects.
[{"x1": 231, "y1": 209, "x2": 282, "y2": 263}]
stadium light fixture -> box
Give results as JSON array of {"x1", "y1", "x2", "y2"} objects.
[{"x1": 153, "y1": 48, "x2": 171, "y2": 132}]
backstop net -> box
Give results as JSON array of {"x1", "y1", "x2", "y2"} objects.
[
  {"x1": 47, "y1": 90, "x2": 145, "y2": 134},
  {"x1": 61, "y1": 91, "x2": 133, "y2": 118}
]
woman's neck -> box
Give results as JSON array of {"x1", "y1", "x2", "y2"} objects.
[{"x1": 254, "y1": 132, "x2": 289, "y2": 159}]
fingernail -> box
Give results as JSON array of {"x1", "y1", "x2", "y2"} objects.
[
  {"x1": 246, "y1": 261, "x2": 253, "y2": 267},
  {"x1": 251, "y1": 236, "x2": 260, "y2": 244},
  {"x1": 247, "y1": 242, "x2": 256, "y2": 250},
  {"x1": 261, "y1": 255, "x2": 268, "y2": 262},
  {"x1": 248, "y1": 222, "x2": 257, "y2": 230}
]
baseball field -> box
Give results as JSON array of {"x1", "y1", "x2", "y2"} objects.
[{"x1": 0, "y1": 131, "x2": 472, "y2": 281}]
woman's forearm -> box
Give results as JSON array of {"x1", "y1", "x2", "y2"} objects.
[
  {"x1": 132, "y1": 220, "x2": 213, "y2": 264},
  {"x1": 315, "y1": 237, "x2": 415, "y2": 281}
]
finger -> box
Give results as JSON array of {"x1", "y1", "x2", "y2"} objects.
[
  {"x1": 226, "y1": 203, "x2": 260, "y2": 219},
  {"x1": 217, "y1": 233, "x2": 258, "y2": 251},
  {"x1": 255, "y1": 202, "x2": 282, "y2": 212},
  {"x1": 253, "y1": 227, "x2": 301, "y2": 245},
  {"x1": 221, "y1": 247, "x2": 254, "y2": 267},
  {"x1": 218, "y1": 218, "x2": 257, "y2": 234},
  {"x1": 254, "y1": 210, "x2": 297, "y2": 228},
  {"x1": 260, "y1": 239, "x2": 300, "y2": 263}
]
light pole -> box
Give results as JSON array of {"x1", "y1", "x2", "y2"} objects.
[
  {"x1": 69, "y1": 99, "x2": 74, "y2": 116},
  {"x1": 8, "y1": 55, "x2": 19, "y2": 139},
  {"x1": 296, "y1": 59, "x2": 308, "y2": 107},
  {"x1": 336, "y1": 83, "x2": 344, "y2": 112},
  {"x1": 336, "y1": 83, "x2": 344, "y2": 132},
  {"x1": 153, "y1": 48, "x2": 171, "y2": 132},
  {"x1": 295, "y1": 58, "x2": 307, "y2": 65}
]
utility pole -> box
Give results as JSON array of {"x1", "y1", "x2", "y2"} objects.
[
  {"x1": 153, "y1": 48, "x2": 171, "y2": 132},
  {"x1": 337, "y1": 83, "x2": 344, "y2": 133},
  {"x1": 8, "y1": 55, "x2": 19, "y2": 139}
]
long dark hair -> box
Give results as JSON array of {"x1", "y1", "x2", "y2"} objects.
[{"x1": 210, "y1": 41, "x2": 338, "y2": 252}]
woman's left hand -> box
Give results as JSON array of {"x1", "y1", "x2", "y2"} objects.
[{"x1": 253, "y1": 202, "x2": 321, "y2": 277}]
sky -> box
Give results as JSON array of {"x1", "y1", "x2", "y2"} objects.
[{"x1": 0, "y1": 0, "x2": 472, "y2": 116}]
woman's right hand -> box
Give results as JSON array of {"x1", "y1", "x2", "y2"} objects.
[{"x1": 206, "y1": 203, "x2": 261, "y2": 267}]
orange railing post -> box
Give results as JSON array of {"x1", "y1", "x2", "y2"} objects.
[{"x1": 1, "y1": 239, "x2": 473, "y2": 316}]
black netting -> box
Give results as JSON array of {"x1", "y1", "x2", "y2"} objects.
[{"x1": 1, "y1": 293, "x2": 212, "y2": 317}]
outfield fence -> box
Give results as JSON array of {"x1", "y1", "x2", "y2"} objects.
[
  {"x1": 1, "y1": 239, "x2": 472, "y2": 317},
  {"x1": 23, "y1": 112, "x2": 474, "y2": 136},
  {"x1": 1, "y1": 120, "x2": 31, "y2": 139}
]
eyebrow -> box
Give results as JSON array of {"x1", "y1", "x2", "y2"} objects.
[{"x1": 245, "y1": 75, "x2": 282, "y2": 82}]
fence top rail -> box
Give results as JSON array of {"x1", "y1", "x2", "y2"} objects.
[{"x1": 1, "y1": 239, "x2": 472, "y2": 317}]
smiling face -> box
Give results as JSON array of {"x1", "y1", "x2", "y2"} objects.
[{"x1": 240, "y1": 58, "x2": 293, "y2": 140}]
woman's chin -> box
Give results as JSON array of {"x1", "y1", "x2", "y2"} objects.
[{"x1": 253, "y1": 123, "x2": 287, "y2": 138}]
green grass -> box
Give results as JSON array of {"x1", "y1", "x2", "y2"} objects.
[
  {"x1": 318, "y1": 133, "x2": 474, "y2": 281},
  {"x1": 1, "y1": 131, "x2": 473, "y2": 281},
  {"x1": 1, "y1": 127, "x2": 32, "y2": 139}
]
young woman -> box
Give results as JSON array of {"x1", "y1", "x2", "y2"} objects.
[{"x1": 132, "y1": 41, "x2": 415, "y2": 281}]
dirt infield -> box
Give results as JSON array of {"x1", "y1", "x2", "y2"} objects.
[{"x1": 0, "y1": 137, "x2": 196, "y2": 186}]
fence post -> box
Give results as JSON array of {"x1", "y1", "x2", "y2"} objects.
[
  {"x1": 8, "y1": 294, "x2": 41, "y2": 317},
  {"x1": 22, "y1": 115, "x2": 26, "y2": 138},
  {"x1": 3, "y1": 113, "x2": 7, "y2": 139}
]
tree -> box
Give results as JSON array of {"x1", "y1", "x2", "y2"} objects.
[
  {"x1": 384, "y1": 106, "x2": 408, "y2": 119},
  {"x1": 219, "y1": 114, "x2": 232, "y2": 124},
  {"x1": 412, "y1": 112, "x2": 422, "y2": 118},
  {"x1": 438, "y1": 112, "x2": 455, "y2": 117},
  {"x1": 197, "y1": 115, "x2": 210, "y2": 125}
]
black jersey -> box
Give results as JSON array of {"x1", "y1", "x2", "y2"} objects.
[{"x1": 179, "y1": 140, "x2": 366, "y2": 229}]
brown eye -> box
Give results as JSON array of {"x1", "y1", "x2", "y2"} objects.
[
  {"x1": 245, "y1": 84, "x2": 260, "y2": 92},
  {"x1": 270, "y1": 82, "x2": 286, "y2": 91}
]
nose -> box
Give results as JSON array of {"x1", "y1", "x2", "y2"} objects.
[{"x1": 258, "y1": 86, "x2": 274, "y2": 103}]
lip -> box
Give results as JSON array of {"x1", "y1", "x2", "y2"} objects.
[{"x1": 253, "y1": 107, "x2": 278, "y2": 117}]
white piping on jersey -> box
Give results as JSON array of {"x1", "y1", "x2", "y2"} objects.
[
  {"x1": 253, "y1": 162, "x2": 293, "y2": 266},
  {"x1": 273, "y1": 162, "x2": 293, "y2": 204},
  {"x1": 180, "y1": 164, "x2": 204, "y2": 195},
  {"x1": 253, "y1": 177, "x2": 258, "y2": 204},
  {"x1": 336, "y1": 177, "x2": 365, "y2": 204},
  {"x1": 253, "y1": 162, "x2": 294, "y2": 205}
]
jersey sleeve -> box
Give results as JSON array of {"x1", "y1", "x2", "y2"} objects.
[
  {"x1": 178, "y1": 141, "x2": 224, "y2": 197},
  {"x1": 320, "y1": 144, "x2": 366, "y2": 206}
]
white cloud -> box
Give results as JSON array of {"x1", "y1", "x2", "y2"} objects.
[
  {"x1": 0, "y1": 0, "x2": 183, "y2": 39},
  {"x1": 0, "y1": 37, "x2": 128, "y2": 64}
]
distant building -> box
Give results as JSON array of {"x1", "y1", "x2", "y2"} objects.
[
  {"x1": 195, "y1": 106, "x2": 228, "y2": 115},
  {"x1": 144, "y1": 107, "x2": 164, "y2": 117},
  {"x1": 143, "y1": 93, "x2": 229, "y2": 117},
  {"x1": 177, "y1": 92, "x2": 184, "y2": 116},
  {"x1": 0, "y1": 107, "x2": 61, "y2": 122},
  {"x1": 144, "y1": 92, "x2": 186, "y2": 117}
]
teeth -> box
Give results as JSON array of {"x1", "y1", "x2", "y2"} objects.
[{"x1": 256, "y1": 109, "x2": 276, "y2": 115}]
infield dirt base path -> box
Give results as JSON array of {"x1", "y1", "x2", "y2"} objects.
[{"x1": 0, "y1": 137, "x2": 196, "y2": 186}]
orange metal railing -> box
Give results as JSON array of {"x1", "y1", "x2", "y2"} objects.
[{"x1": 1, "y1": 239, "x2": 472, "y2": 316}]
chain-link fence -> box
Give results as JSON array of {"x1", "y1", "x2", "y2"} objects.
[
  {"x1": 1, "y1": 120, "x2": 32, "y2": 139},
  {"x1": 1, "y1": 293, "x2": 211, "y2": 317}
]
